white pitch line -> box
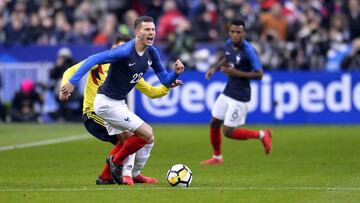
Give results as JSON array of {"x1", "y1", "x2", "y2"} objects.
[
  {"x1": 1, "y1": 187, "x2": 360, "y2": 192},
  {"x1": 0, "y1": 134, "x2": 90, "y2": 151}
]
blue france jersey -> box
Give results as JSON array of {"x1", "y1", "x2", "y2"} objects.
[
  {"x1": 222, "y1": 39, "x2": 261, "y2": 102},
  {"x1": 69, "y1": 39, "x2": 179, "y2": 100}
]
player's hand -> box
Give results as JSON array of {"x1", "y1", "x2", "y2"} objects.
[
  {"x1": 221, "y1": 65, "x2": 236, "y2": 76},
  {"x1": 169, "y1": 79, "x2": 184, "y2": 88},
  {"x1": 173, "y1": 59, "x2": 185, "y2": 74},
  {"x1": 205, "y1": 69, "x2": 215, "y2": 80},
  {"x1": 59, "y1": 82, "x2": 75, "y2": 101},
  {"x1": 59, "y1": 90, "x2": 71, "y2": 101}
]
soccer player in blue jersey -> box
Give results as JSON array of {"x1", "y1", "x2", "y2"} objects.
[
  {"x1": 60, "y1": 33, "x2": 183, "y2": 185},
  {"x1": 201, "y1": 19, "x2": 272, "y2": 165},
  {"x1": 60, "y1": 16, "x2": 185, "y2": 184}
]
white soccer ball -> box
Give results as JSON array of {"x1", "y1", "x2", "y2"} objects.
[{"x1": 166, "y1": 164, "x2": 192, "y2": 188}]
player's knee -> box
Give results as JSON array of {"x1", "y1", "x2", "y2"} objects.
[
  {"x1": 147, "y1": 135, "x2": 155, "y2": 144},
  {"x1": 140, "y1": 123, "x2": 154, "y2": 143},
  {"x1": 223, "y1": 126, "x2": 233, "y2": 138},
  {"x1": 141, "y1": 132, "x2": 154, "y2": 144},
  {"x1": 210, "y1": 118, "x2": 222, "y2": 128}
]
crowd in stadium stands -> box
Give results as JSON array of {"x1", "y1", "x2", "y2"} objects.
[{"x1": 1, "y1": 0, "x2": 360, "y2": 71}]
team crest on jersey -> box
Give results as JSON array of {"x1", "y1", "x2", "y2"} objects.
[
  {"x1": 236, "y1": 54, "x2": 241, "y2": 64},
  {"x1": 147, "y1": 59, "x2": 153, "y2": 69}
]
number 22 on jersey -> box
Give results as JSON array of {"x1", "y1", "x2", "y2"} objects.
[{"x1": 130, "y1": 72, "x2": 143, "y2": 83}]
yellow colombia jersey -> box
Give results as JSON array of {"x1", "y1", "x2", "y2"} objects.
[{"x1": 61, "y1": 61, "x2": 170, "y2": 114}]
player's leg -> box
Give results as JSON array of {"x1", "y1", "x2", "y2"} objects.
[
  {"x1": 94, "y1": 94, "x2": 152, "y2": 184},
  {"x1": 95, "y1": 120, "x2": 128, "y2": 184},
  {"x1": 221, "y1": 98, "x2": 272, "y2": 155},
  {"x1": 82, "y1": 113, "x2": 118, "y2": 184},
  {"x1": 110, "y1": 132, "x2": 156, "y2": 185},
  {"x1": 113, "y1": 131, "x2": 136, "y2": 185},
  {"x1": 111, "y1": 122, "x2": 153, "y2": 166},
  {"x1": 82, "y1": 113, "x2": 118, "y2": 145},
  {"x1": 200, "y1": 94, "x2": 226, "y2": 165},
  {"x1": 107, "y1": 123, "x2": 152, "y2": 184},
  {"x1": 132, "y1": 143, "x2": 158, "y2": 184},
  {"x1": 103, "y1": 122, "x2": 143, "y2": 185},
  {"x1": 122, "y1": 152, "x2": 136, "y2": 185},
  {"x1": 223, "y1": 126, "x2": 272, "y2": 155}
]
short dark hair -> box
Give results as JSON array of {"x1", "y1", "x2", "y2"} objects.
[
  {"x1": 113, "y1": 33, "x2": 131, "y2": 44},
  {"x1": 230, "y1": 19, "x2": 246, "y2": 28},
  {"x1": 134, "y1": 16, "x2": 154, "y2": 30}
]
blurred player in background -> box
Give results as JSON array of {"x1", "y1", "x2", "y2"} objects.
[
  {"x1": 60, "y1": 16, "x2": 185, "y2": 184},
  {"x1": 201, "y1": 19, "x2": 272, "y2": 165},
  {"x1": 60, "y1": 33, "x2": 183, "y2": 185}
]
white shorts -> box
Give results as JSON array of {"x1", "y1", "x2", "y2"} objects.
[
  {"x1": 94, "y1": 94, "x2": 144, "y2": 136},
  {"x1": 211, "y1": 94, "x2": 248, "y2": 127}
]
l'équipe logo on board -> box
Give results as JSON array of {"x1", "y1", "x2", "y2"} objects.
[{"x1": 135, "y1": 72, "x2": 360, "y2": 124}]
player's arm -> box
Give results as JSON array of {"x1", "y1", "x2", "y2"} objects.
[
  {"x1": 221, "y1": 47, "x2": 263, "y2": 80},
  {"x1": 60, "y1": 41, "x2": 132, "y2": 100},
  {"x1": 135, "y1": 78, "x2": 183, "y2": 99},
  {"x1": 205, "y1": 57, "x2": 227, "y2": 80},
  {"x1": 135, "y1": 78, "x2": 169, "y2": 99},
  {"x1": 59, "y1": 61, "x2": 100, "y2": 101},
  {"x1": 60, "y1": 61, "x2": 84, "y2": 87},
  {"x1": 150, "y1": 47, "x2": 185, "y2": 87},
  {"x1": 221, "y1": 65, "x2": 263, "y2": 80},
  {"x1": 60, "y1": 61, "x2": 101, "y2": 86}
]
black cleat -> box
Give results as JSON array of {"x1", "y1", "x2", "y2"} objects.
[
  {"x1": 106, "y1": 155, "x2": 123, "y2": 185},
  {"x1": 95, "y1": 177, "x2": 115, "y2": 185}
]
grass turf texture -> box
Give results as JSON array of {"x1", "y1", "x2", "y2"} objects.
[{"x1": 0, "y1": 124, "x2": 360, "y2": 202}]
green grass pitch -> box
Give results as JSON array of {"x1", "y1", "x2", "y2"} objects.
[{"x1": 0, "y1": 124, "x2": 360, "y2": 202}]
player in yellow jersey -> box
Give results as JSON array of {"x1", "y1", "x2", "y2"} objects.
[{"x1": 60, "y1": 33, "x2": 182, "y2": 185}]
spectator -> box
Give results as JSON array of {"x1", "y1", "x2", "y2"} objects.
[
  {"x1": 165, "y1": 18, "x2": 196, "y2": 69},
  {"x1": 296, "y1": 7, "x2": 328, "y2": 70},
  {"x1": 4, "y1": 10, "x2": 28, "y2": 45},
  {"x1": 106, "y1": 0, "x2": 130, "y2": 20},
  {"x1": 258, "y1": 31, "x2": 286, "y2": 70},
  {"x1": 191, "y1": 2, "x2": 218, "y2": 42},
  {"x1": 93, "y1": 13, "x2": 118, "y2": 45},
  {"x1": 328, "y1": 13, "x2": 349, "y2": 44},
  {"x1": 143, "y1": 0, "x2": 163, "y2": 23},
  {"x1": 10, "y1": 80, "x2": 43, "y2": 122},
  {"x1": 54, "y1": 11, "x2": 73, "y2": 44},
  {"x1": 27, "y1": 13, "x2": 42, "y2": 44},
  {"x1": 341, "y1": 38, "x2": 360, "y2": 71},
  {"x1": 72, "y1": 17, "x2": 95, "y2": 44},
  {"x1": 118, "y1": 9, "x2": 139, "y2": 37},
  {"x1": 156, "y1": 0, "x2": 186, "y2": 42},
  {"x1": 344, "y1": 0, "x2": 360, "y2": 40},
  {"x1": 37, "y1": 0, "x2": 55, "y2": 20},
  {"x1": 260, "y1": 2, "x2": 288, "y2": 42},
  {"x1": 50, "y1": 47, "x2": 74, "y2": 91},
  {"x1": 49, "y1": 47, "x2": 82, "y2": 121},
  {"x1": 218, "y1": 1, "x2": 261, "y2": 42},
  {"x1": 74, "y1": 0, "x2": 97, "y2": 21},
  {"x1": 37, "y1": 16, "x2": 56, "y2": 45},
  {"x1": 0, "y1": 12, "x2": 6, "y2": 44},
  {"x1": 325, "y1": 13, "x2": 350, "y2": 71},
  {"x1": 62, "y1": 0, "x2": 77, "y2": 24}
]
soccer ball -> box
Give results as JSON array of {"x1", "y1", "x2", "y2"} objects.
[{"x1": 166, "y1": 164, "x2": 192, "y2": 188}]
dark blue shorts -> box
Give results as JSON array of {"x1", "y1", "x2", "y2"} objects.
[{"x1": 82, "y1": 113, "x2": 118, "y2": 145}]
